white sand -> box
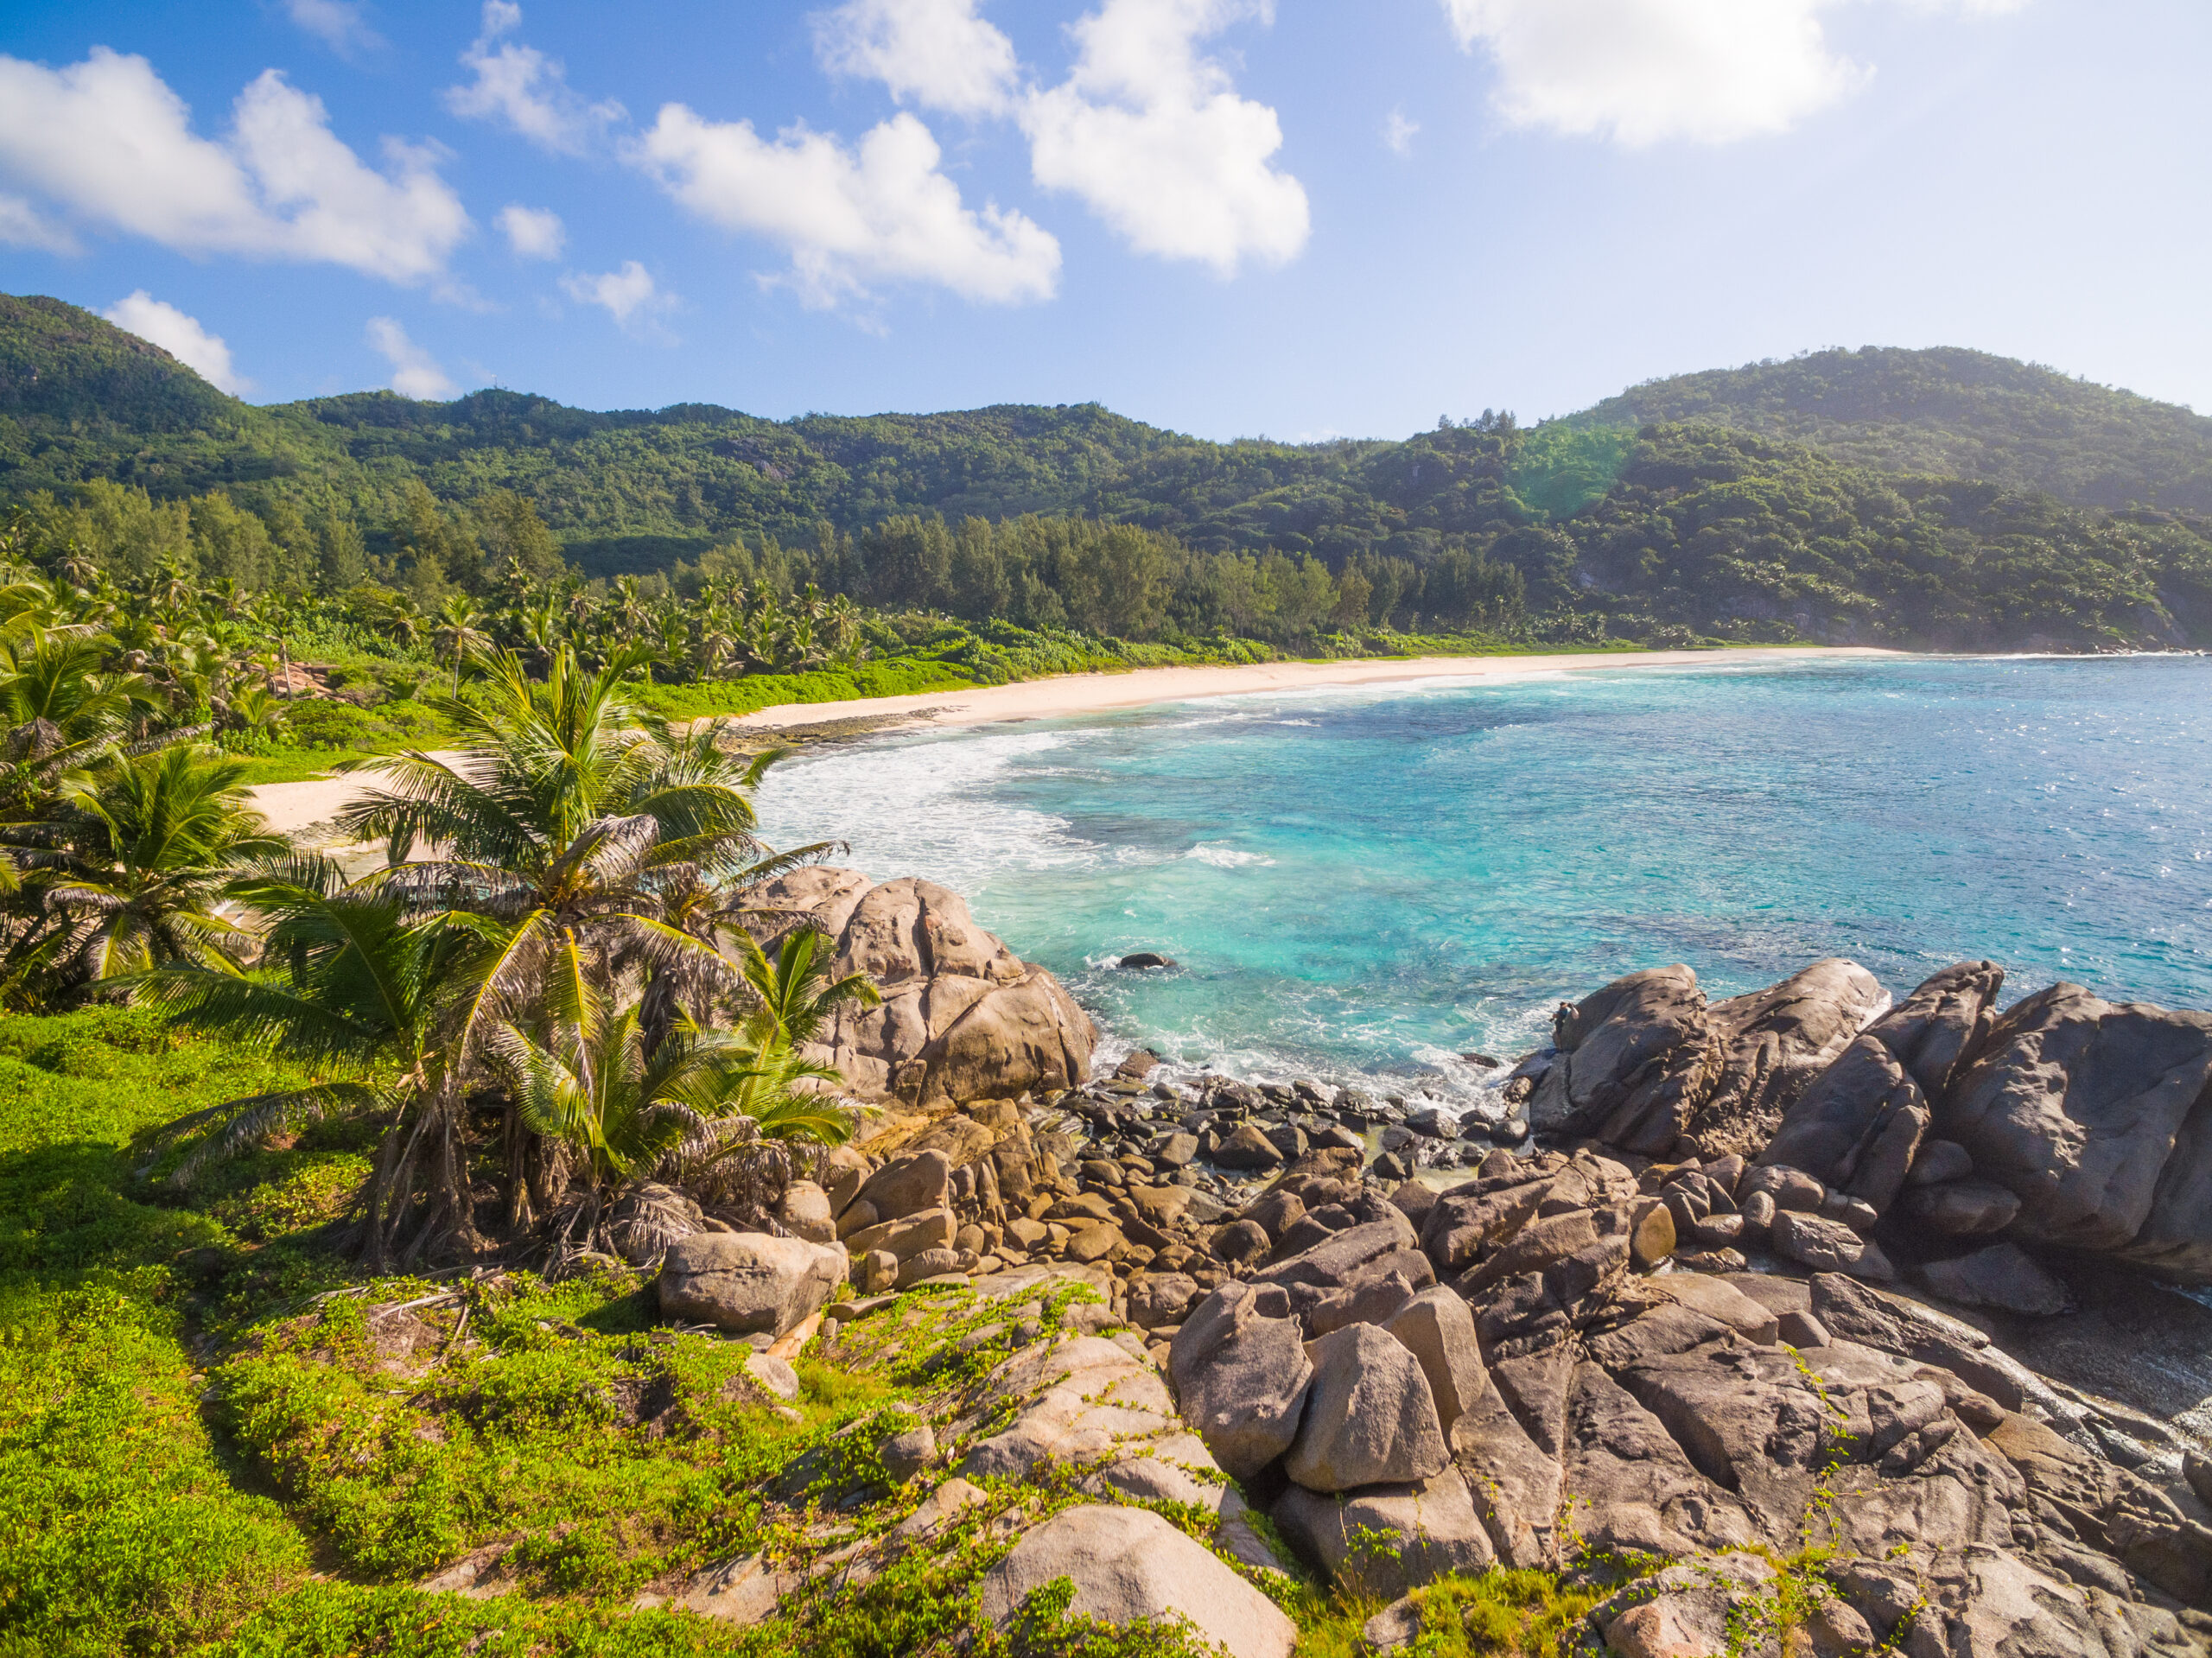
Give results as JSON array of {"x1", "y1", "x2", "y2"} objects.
[
  {"x1": 720, "y1": 645, "x2": 1897, "y2": 732},
  {"x1": 247, "y1": 646, "x2": 1896, "y2": 831}
]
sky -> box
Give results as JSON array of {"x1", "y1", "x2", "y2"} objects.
[{"x1": 1, "y1": 0, "x2": 2207, "y2": 441}]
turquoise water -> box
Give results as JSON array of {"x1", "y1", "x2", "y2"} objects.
[{"x1": 751, "y1": 655, "x2": 2212, "y2": 1101}]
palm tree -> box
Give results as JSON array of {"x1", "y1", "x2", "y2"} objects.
[
  {"x1": 10, "y1": 745, "x2": 286, "y2": 991},
  {"x1": 734, "y1": 925, "x2": 880, "y2": 1051},
  {"x1": 0, "y1": 626, "x2": 144, "y2": 808},
  {"x1": 134, "y1": 854, "x2": 493, "y2": 1265},
  {"x1": 330, "y1": 645, "x2": 776, "y2": 1182},
  {"x1": 434, "y1": 594, "x2": 491, "y2": 696},
  {"x1": 485, "y1": 940, "x2": 752, "y2": 1249}
]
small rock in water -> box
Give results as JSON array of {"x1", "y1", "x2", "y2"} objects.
[
  {"x1": 1117, "y1": 952, "x2": 1177, "y2": 969},
  {"x1": 1115, "y1": 1049, "x2": 1161, "y2": 1080},
  {"x1": 1459, "y1": 1051, "x2": 1501, "y2": 1069},
  {"x1": 1403, "y1": 1103, "x2": 1465, "y2": 1140}
]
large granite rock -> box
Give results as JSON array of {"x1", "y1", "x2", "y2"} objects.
[
  {"x1": 1284, "y1": 1323, "x2": 1450, "y2": 1492},
  {"x1": 978, "y1": 1505, "x2": 1297, "y2": 1658},
  {"x1": 1529, "y1": 966, "x2": 1719, "y2": 1155},
  {"x1": 1272, "y1": 1468, "x2": 1493, "y2": 1595},
  {"x1": 744, "y1": 867, "x2": 1095, "y2": 1104},
  {"x1": 1868, "y1": 960, "x2": 2006, "y2": 1098},
  {"x1": 1936, "y1": 982, "x2": 2212, "y2": 1279},
  {"x1": 658, "y1": 1233, "x2": 849, "y2": 1337},
  {"x1": 1167, "y1": 1282, "x2": 1314, "y2": 1480},
  {"x1": 1758, "y1": 1036, "x2": 1929, "y2": 1215},
  {"x1": 1689, "y1": 958, "x2": 1891, "y2": 1158}
]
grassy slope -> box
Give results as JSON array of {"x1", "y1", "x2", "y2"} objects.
[{"x1": 0, "y1": 1005, "x2": 1633, "y2": 1658}]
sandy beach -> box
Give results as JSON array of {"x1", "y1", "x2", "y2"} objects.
[
  {"x1": 721, "y1": 645, "x2": 1897, "y2": 734},
  {"x1": 248, "y1": 645, "x2": 1896, "y2": 833}
]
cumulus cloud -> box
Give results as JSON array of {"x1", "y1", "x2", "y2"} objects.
[
  {"x1": 814, "y1": 0, "x2": 1020, "y2": 118},
  {"x1": 1020, "y1": 0, "x2": 1308, "y2": 276},
  {"x1": 561, "y1": 260, "x2": 673, "y2": 331},
  {"x1": 1440, "y1": 0, "x2": 2026, "y2": 146},
  {"x1": 0, "y1": 48, "x2": 468, "y2": 282},
  {"x1": 1382, "y1": 108, "x2": 1419, "y2": 156},
  {"x1": 446, "y1": 1, "x2": 624, "y2": 156},
  {"x1": 496, "y1": 202, "x2": 564, "y2": 258},
  {"x1": 1438, "y1": 0, "x2": 1860, "y2": 145},
  {"x1": 632, "y1": 105, "x2": 1059, "y2": 307},
  {"x1": 284, "y1": 0, "x2": 383, "y2": 57},
  {"x1": 103, "y1": 291, "x2": 251, "y2": 393},
  {"x1": 365, "y1": 316, "x2": 457, "y2": 399}
]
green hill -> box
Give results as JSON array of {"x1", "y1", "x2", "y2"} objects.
[
  {"x1": 1569, "y1": 346, "x2": 2212, "y2": 513},
  {"x1": 3, "y1": 295, "x2": 2209, "y2": 651}
]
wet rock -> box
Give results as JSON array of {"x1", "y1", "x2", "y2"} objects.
[
  {"x1": 1922, "y1": 1243, "x2": 2069, "y2": 1317},
  {"x1": 978, "y1": 1505, "x2": 1296, "y2": 1658},
  {"x1": 1117, "y1": 953, "x2": 1177, "y2": 969},
  {"x1": 1403, "y1": 1104, "x2": 1464, "y2": 1139},
  {"x1": 1938, "y1": 981, "x2": 2212, "y2": 1279},
  {"x1": 1285, "y1": 1323, "x2": 1450, "y2": 1492},
  {"x1": 1168, "y1": 1282, "x2": 1314, "y2": 1480},
  {"x1": 1274, "y1": 1467, "x2": 1493, "y2": 1596},
  {"x1": 659, "y1": 1233, "x2": 849, "y2": 1337},
  {"x1": 1115, "y1": 1049, "x2": 1162, "y2": 1079}
]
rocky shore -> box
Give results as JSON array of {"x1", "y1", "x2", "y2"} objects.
[{"x1": 618, "y1": 869, "x2": 2212, "y2": 1656}]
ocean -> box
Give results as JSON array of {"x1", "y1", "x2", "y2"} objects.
[{"x1": 749, "y1": 653, "x2": 2212, "y2": 1103}]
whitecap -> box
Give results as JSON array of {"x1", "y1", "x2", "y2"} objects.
[{"x1": 1185, "y1": 842, "x2": 1275, "y2": 867}]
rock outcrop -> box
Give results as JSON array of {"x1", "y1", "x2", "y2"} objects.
[
  {"x1": 1936, "y1": 982, "x2": 2212, "y2": 1280},
  {"x1": 744, "y1": 867, "x2": 1096, "y2": 1105}
]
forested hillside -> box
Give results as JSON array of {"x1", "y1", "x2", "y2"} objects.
[
  {"x1": 1572, "y1": 346, "x2": 2212, "y2": 514},
  {"x1": 5, "y1": 293, "x2": 2211, "y2": 651}
]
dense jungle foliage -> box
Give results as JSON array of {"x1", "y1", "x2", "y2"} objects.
[{"x1": 7, "y1": 294, "x2": 2210, "y2": 653}]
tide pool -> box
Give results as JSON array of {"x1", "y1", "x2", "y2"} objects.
[{"x1": 750, "y1": 654, "x2": 2212, "y2": 1101}]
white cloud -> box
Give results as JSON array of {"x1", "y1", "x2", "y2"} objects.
[
  {"x1": 632, "y1": 105, "x2": 1059, "y2": 307},
  {"x1": 1020, "y1": 0, "x2": 1308, "y2": 276},
  {"x1": 446, "y1": 1, "x2": 624, "y2": 156},
  {"x1": 103, "y1": 291, "x2": 251, "y2": 394},
  {"x1": 814, "y1": 0, "x2": 1021, "y2": 118},
  {"x1": 365, "y1": 316, "x2": 457, "y2": 399},
  {"x1": 1440, "y1": 0, "x2": 2027, "y2": 147},
  {"x1": 496, "y1": 201, "x2": 564, "y2": 258},
  {"x1": 284, "y1": 0, "x2": 382, "y2": 57},
  {"x1": 1382, "y1": 108, "x2": 1419, "y2": 156},
  {"x1": 561, "y1": 261, "x2": 672, "y2": 331},
  {"x1": 0, "y1": 192, "x2": 77, "y2": 253},
  {"x1": 0, "y1": 48, "x2": 468, "y2": 282},
  {"x1": 1439, "y1": 0, "x2": 1861, "y2": 146}
]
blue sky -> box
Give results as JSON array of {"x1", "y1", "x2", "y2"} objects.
[{"x1": 2, "y1": 0, "x2": 2206, "y2": 441}]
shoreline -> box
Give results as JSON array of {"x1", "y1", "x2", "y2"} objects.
[
  {"x1": 246, "y1": 645, "x2": 1897, "y2": 835},
  {"x1": 720, "y1": 644, "x2": 1902, "y2": 737}
]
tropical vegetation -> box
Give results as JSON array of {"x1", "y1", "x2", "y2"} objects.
[{"x1": 8, "y1": 293, "x2": 2212, "y2": 658}]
